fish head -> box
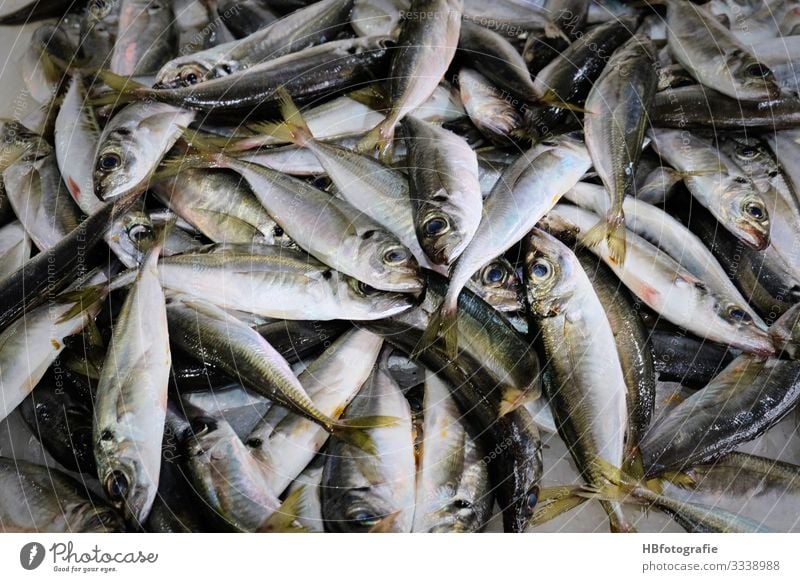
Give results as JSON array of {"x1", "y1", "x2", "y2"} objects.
[
  {"x1": 344, "y1": 277, "x2": 417, "y2": 318},
  {"x1": 416, "y1": 208, "x2": 468, "y2": 266},
  {"x1": 324, "y1": 487, "x2": 410, "y2": 533},
  {"x1": 724, "y1": 184, "x2": 770, "y2": 250},
  {"x1": 360, "y1": 229, "x2": 423, "y2": 291},
  {"x1": 729, "y1": 55, "x2": 782, "y2": 101},
  {"x1": 470, "y1": 258, "x2": 523, "y2": 312},
  {"x1": 153, "y1": 56, "x2": 230, "y2": 90},
  {"x1": 0, "y1": 119, "x2": 50, "y2": 170},
  {"x1": 95, "y1": 429, "x2": 159, "y2": 525},
  {"x1": 523, "y1": 228, "x2": 579, "y2": 317},
  {"x1": 711, "y1": 296, "x2": 775, "y2": 356},
  {"x1": 109, "y1": 209, "x2": 157, "y2": 262},
  {"x1": 93, "y1": 120, "x2": 144, "y2": 201}
]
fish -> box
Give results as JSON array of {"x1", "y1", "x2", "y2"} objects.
[
  {"x1": 402, "y1": 115, "x2": 482, "y2": 266},
  {"x1": 652, "y1": 85, "x2": 800, "y2": 130},
  {"x1": 154, "y1": 0, "x2": 355, "y2": 89},
  {"x1": 352, "y1": 0, "x2": 409, "y2": 37},
  {"x1": 93, "y1": 102, "x2": 196, "y2": 201},
  {"x1": 166, "y1": 295, "x2": 387, "y2": 454},
  {"x1": 641, "y1": 355, "x2": 800, "y2": 478},
  {"x1": 216, "y1": 0, "x2": 278, "y2": 38},
  {"x1": 321, "y1": 349, "x2": 416, "y2": 532},
  {"x1": 665, "y1": 0, "x2": 781, "y2": 101},
  {"x1": 173, "y1": 149, "x2": 422, "y2": 292},
  {"x1": 152, "y1": 167, "x2": 293, "y2": 247},
  {"x1": 359, "y1": 0, "x2": 463, "y2": 157},
  {"x1": 93, "y1": 246, "x2": 171, "y2": 525},
  {"x1": 247, "y1": 328, "x2": 384, "y2": 496},
  {"x1": 110, "y1": 0, "x2": 178, "y2": 76},
  {"x1": 575, "y1": 251, "x2": 655, "y2": 464},
  {"x1": 457, "y1": 20, "x2": 537, "y2": 102},
  {"x1": 457, "y1": 68, "x2": 523, "y2": 144},
  {"x1": 581, "y1": 35, "x2": 658, "y2": 264},
  {"x1": 412, "y1": 370, "x2": 493, "y2": 532},
  {"x1": 0, "y1": 458, "x2": 124, "y2": 533},
  {"x1": 649, "y1": 128, "x2": 771, "y2": 251},
  {"x1": 423, "y1": 135, "x2": 591, "y2": 358},
  {"x1": 565, "y1": 181, "x2": 763, "y2": 324},
  {"x1": 524, "y1": 228, "x2": 631, "y2": 532},
  {"x1": 78, "y1": 0, "x2": 119, "y2": 70},
  {"x1": 183, "y1": 412, "x2": 281, "y2": 531},
  {"x1": 545, "y1": 203, "x2": 775, "y2": 355},
  {"x1": 102, "y1": 36, "x2": 392, "y2": 117},
  {"x1": 109, "y1": 245, "x2": 416, "y2": 321}
]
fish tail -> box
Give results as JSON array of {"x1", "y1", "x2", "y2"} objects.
[
  {"x1": 622, "y1": 449, "x2": 646, "y2": 481},
  {"x1": 498, "y1": 387, "x2": 536, "y2": 417},
  {"x1": 56, "y1": 284, "x2": 109, "y2": 322},
  {"x1": 91, "y1": 70, "x2": 148, "y2": 106},
  {"x1": 415, "y1": 297, "x2": 459, "y2": 360},
  {"x1": 332, "y1": 416, "x2": 399, "y2": 455},
  {"x1": 249, "y1": 86, "x2": 314, "y2": 146},
  {"x1": 582, "y1": 211, "x2": 627, "y2": 264},
  {"x1": 357, "y1": 120, "x2": 395, "y2": 162},
  {"x1": 255, "y1": 487, "x2": 307, "y2": 533},
  {"x1": 602, "y1": 500, "x2": 636, "y2": 533},
  {"x1": 537, "y1": 90, "x2": 588, "y2": 114},
  {"x1": 528, "y1": 485, "x2": 589, "y2": 527}
]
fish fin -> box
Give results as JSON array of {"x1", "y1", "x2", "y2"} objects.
[
  {"x1": 255, "y1": 488, "x2": 308, "y2": 533},
  {"x1": 358, "y1": 121, "x2": 395, "y2": 162},
  {"x1": 249, "y1": 86, "x2": 313, "y2": 146},
  {"x1": 498, "y1": 387, "x2": 536, "y2": 417},
  {"x1": 347, "y1": 84, "x2": 389, "y2": 111},
  {"x1": 537, "y1": 90, "x2": 588, "y2": 113},
  {"x1": 544, "y1": 22, "x2": 570, "y2": 42},
  {"x1": 581, "y1": 213, "x2": 627, "y2": 265},
  {"x1": 528, "y1": 486, "x2": 589, "y2": 526},
  {"x1": 622, "y1": 450, "x2": 646, "y2": 481},
  {"x1": 655, "y1": 470, "x2": 697, "y2": 490},
  {"x1": 55, "y1": 284, "x2": 108, "y2": 323},
  {"x1": 368, "y1": 511, "x2": 402, "y2": 533},
  {"x1": 90, "y1": 70, "x2": 147, "y2": 106},
  {"x1": 332, "y1": 416, "x2": 399, "y2": 455},
  {"x1": 415, "y1": 298, "x2": 459, "y2": 360},
  {"x1": 160, "y1": 147, "x2": 224, "y2": 173},
  {"x1": 84, "y1": 318, "x2": 105, "y2": 348},
  {"x1": 183, "y1": 129, "x2": 236, "y2": 152}
]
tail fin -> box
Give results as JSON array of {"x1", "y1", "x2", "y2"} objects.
[
  {"x1": 498, "y1": 387, "x2": 537, "y2": 417},
  {"x1": 256, "y1": 487, "x2": 308, "y2": 533},
  {"x1": 537, "y1": 90, "x2": 589, "y2": 114},
  {"x1": 358, "y1": 121, "x2": 395, "y2": 163},
  {"x1": 331, "y1": 416, "x2": 399, "y2": 455},
  {"x1": 581, "y1": 212, "x2": 627, "y2": 265},
  {"x1": 56, "y1": 284, "x2": 109, "y2": 323},
  {"x1": 249, "y1": 86, "x2": 314, "y2": 147}
]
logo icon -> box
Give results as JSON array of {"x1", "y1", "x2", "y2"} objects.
[{"x1": 20, "y1": 542, "x2": 46, "y2": 570}]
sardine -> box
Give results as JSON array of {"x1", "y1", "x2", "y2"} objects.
[{"x1": 111, "y1": 0, "x2": 178, "y2": 76}]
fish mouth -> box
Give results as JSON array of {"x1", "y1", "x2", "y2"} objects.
[{"x1": 735, "y1": 223, "x2": 770, "y2": 251}]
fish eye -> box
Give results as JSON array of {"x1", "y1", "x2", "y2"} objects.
[
  {"x1": 383, "y1": 247, "x2": 409, "y2": 265},
  {"x1": 407, "y1": 396, "x2": 423, "y2": 412},
  {"x1": 529, "y1": 259, "x2": 552, "y2": 281},
  {"x1": 526, "y1": 487, "x2": 540, "y2": 510},
  {"x1": 453, "y1": 499, "x2": 473, "y2": 510},
  {"x1": 482, "y1": 263, "x2": 506, "y2": 285},
  {"x1": 745, "y1": 62, "x2": 771, "y2": 78},
  {"x1": 347, "y1": 510, "x2": 381, "y2": 527},
  {"x1": 423, "y1": 216, "x2": 449, "y2": 237},
  {"x1": 743, "y1": 199, "x2": 767, "y2": 220},
  {"x1": 180, "y1": 67, "x2": 201, "y2": 86},
  {"x1": 189, "y1": 416, "x2": 218, "y2": 437},
  {"x1": 736, "y1": 144, "x2": 759, "y2": 159},
  {"x1": 98, "y1": 152, "x2": 122, "y2": 171},
  {"x1": 105, "y1": 470, "x2": 129, "y2": 502},
  {"x1": 126, "y1": 222, "x2": 154, "y2": 244},
  {"x1": 727, "y1": 306, "x2": 752, "y2": 323}
]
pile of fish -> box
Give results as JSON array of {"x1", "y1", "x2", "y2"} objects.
[{"x1": 1, "y1": 0, "x2": 800, "y2": 534}]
